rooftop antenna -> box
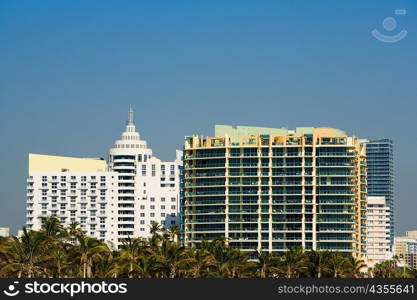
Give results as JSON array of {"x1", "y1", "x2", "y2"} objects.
[{"x1": 127, "y1": 105, "x2": 134, "y2": 125}]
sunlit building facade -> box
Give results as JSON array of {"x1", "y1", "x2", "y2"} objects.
[
  {"x1": 183, "y1": 125, "x2": 367, "y2": 258},
  {"x1": 366, "y1": 196, "x2": 392, "y2": 266}
]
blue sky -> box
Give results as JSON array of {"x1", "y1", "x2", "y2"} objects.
[{"x1": 0, "y1": 0, "x2": 416, "y2": 234}]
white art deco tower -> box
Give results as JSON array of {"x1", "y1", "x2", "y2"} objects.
[{"x1": 108, "y1": 107, "x2": 182, "y2": 246}]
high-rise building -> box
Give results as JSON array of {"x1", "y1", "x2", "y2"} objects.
[
  {"x1": 364, "y1": 139, "x2": 394, "y2": 250},
  {"x1": 183, "y1": 125, "x2": 367, "y2": 258},
  {"x1": 26, "y1": 154, "x2": 117, "y2": 242},
  {"x1": 366, "y1": 196, "x2": 392, "y2": 266},
  {"x1": 394, "y1": 231, "x2": 417, "y2": 269},
  {"x1": 26, "y1": 108, "x2": 182, "y2": 248},
  {"x1": 108, "y1": 107, "x2": 182, "y2": 245}
]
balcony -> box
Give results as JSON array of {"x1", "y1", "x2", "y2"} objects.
[
  {"x1": 185, "y1": 219, "x2": 225, "y2": 224},
  {"x1": 317, "y1": 218, "x2": 355, "y2": 223},
  {"x1": 185, "y1": 173, "x2": 225, "y2": 178},
  {"x1": 185, "y1": 209, "x2": 225, "y2": 215},
  {"x1": 317, "y1": 152, "x2": 355, "y2": 157},
  {"x1": 184, "y1": 153, "x2": 226, "y2": 159}
]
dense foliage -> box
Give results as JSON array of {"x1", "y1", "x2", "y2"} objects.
[{"x1": 0, "y1": 217, "x2": 415, "y2": 278}]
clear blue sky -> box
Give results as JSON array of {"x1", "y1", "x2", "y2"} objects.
[{"x1": 0, "y1": 0, "x2": 416, "y2": 234}]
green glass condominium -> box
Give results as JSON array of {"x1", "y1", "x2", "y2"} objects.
[{"x1": 183, "y1": 125, "x2": 367, "y2": 258}]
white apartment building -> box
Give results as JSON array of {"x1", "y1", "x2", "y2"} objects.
[
  {"x1": 0, "y1": 227, "x2": 10, "y2": 237},
  {"x1": 394, "y1": 231, "x2": 417, "y2": 269},
  {"x1": 366, "y1": 196, "x2": 392, "y2": 266},
  {"x1": 26, "y1": 108, "x2": 182, "y2": 248}
]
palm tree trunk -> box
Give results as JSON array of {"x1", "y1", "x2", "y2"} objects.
[
  {"x1": 87, "y1": 259, "x2": 92, "y2": 278},
  {"x1": 129, "y1": 262, "x2": 133, "y2": 278},
  {"x1": 83, "y1": 261, "x2": 87, "y2": 278}
]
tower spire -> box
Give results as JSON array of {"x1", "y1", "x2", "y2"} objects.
[{"x1": 127, "y1": 106, "x2": 134, "y2": 125}]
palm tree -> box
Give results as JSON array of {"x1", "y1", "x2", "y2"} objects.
[
  {"x1": 225, "y1": 248, "x2": 251, "y2": 278},
  {"x1": 200, "y1": 237, "x2": 232, "y2": 277},
  {"x1": 306, "y1": 250, "x2": 330, "y2": 278},
  {"x1": 328, "y1": 252, "x2": 350, "y2": 278},
  {"x1": 1, "y1": 228, "x2": 46, "y2": 278},
  {"x1": 187, "y1": 248, "x2": 217, "y2": 278},
  {"x1": 253, "y1": 250, "x2": 278, "y2": 278},
  {"x1": 136, "y1": 254, "x2": 157, "y2": 278},
  {"x1": 371, "y1": 258, "x2": 399, "y2": 278},
  {"x1": 166, "y1": 225, "x2": 180, "y2": 242},
  {"x1": 44, "y1": 247, "x2": 69, "y2": 278},
  {"x1": 347, "y1": 256, "x2": 366, "y2": 278},
  {"x1": 67, "y1": 222, "x2": 83, "y2": 241},
  {"x1": 153, "y1": 239, "x2": 193, "y2": 278},
  {"x1": 40, "y1": 216, "x2": 65, "y2": 238},
  {"x1": 279, "y1": 247, "x2": 306, "y2": 278},
  {"x1": 149, "y1": 221, "x2": 162, "y2": 237},
  {"x1": 75, "y1": 235, "x2": 109, "y2": 278},
  {"x1": 94, "y1": 253, "x2": 116, "y2": 278},
  {"x1": 118, "y1": 237, "x2": 145, "y2": 278}
]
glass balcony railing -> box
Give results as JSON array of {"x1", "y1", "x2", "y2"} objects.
[
  {"x1": 185, "y1": 219, "x2": 225, "y2": 223},
  {"x1": 185, "y1": 173, "x2": 225, "y2": 178},
  {"x1": 185, "y1": 209, "x2": 225, "y2": 214}
]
